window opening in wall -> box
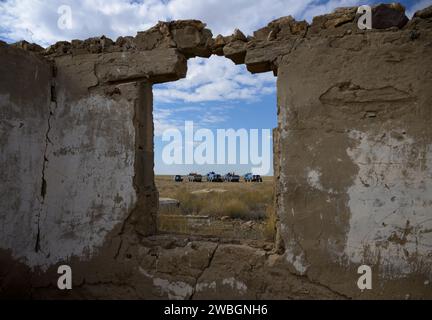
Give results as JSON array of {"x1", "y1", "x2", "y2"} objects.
[{"x1": 152, "y1": 55, "x2": 277, "y2": 244}]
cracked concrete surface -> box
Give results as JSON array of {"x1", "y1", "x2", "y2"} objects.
[{"x1": 1, "y1": 3, "x2": 432, "y2": 299}]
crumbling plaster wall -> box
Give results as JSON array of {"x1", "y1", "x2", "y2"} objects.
[
  {"x1": 0, "y1": 45, "x2": 52, "y2": 269},
  {"x1": 274, "y1": 8, "x2": 432, "y2": 298},
  {"x1": 0, "y1": 23, "x2": 203, "y2": 297},
  {"x1": 1, "y1": 3, "x2": 432, "y2": 299},
  {"x1": 0, "y1": 45, "x2": 161, "y2": 296}
]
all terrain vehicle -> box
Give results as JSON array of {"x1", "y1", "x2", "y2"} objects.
[
  {"x1": 244, "y1": 173, "x2": 263, "y2": 182},
  {"x1": 173, "y1": 175, "x2": 183, "y2": 182},
  {"x1": 224, "y1": 172, "x2": 240, "y2": 182},
  {"x1": 207, "y1": 172, "x2": 223, "y2": 182},
  {"x1": 188, "y1": 173, "x2": 203, "y2": 182}
]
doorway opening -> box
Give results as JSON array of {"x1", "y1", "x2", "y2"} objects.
[{"x1": 152, "y1": 55, "x2": 277, "y2": 243}]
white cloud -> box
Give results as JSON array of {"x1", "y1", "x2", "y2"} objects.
[
  {"x1": 153, "y1": 108, "x2": 180, "y2": 137},
  {"x1": 154, "y1": 102, "x2": 234, "y2": 137},
  {"x1": 0, "y1": 0, "x2": 170, "y2": 46},
  {"x1": 153, "y1": 55, "x2": 276, "y2": 103},
  {"x1": 153, "y1": 56, "x2": 264, "y2": 132}
]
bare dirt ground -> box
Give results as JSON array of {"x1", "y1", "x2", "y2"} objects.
[{"x1": 155, "y1": 175, "x2": 275, "y2": 242}]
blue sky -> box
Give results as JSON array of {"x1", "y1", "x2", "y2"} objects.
[{"x1": 1, "y1": 0, "x2": 430, "y2": 175}]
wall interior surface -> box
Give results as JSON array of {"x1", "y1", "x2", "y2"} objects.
[
  {"x1": 0, "y1": 45, "x2": 52, "y2": 269},
  {"x1": 0, "y1": 3, "x2": 431, "y2": 299},
  {"x1": 276, "y1": 25, "x2": 432, "y2": 298}
]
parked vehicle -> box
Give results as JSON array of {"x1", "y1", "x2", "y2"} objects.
[
  {"x1": 224, "y1": 172, "x2": 240, "y2": 182},
  {"x1": 207, "y1": 172, "x2": 223, "y2": 182},
  {"x1": 254, "y1": 175, "x2": 263, "y2": 182},
  {"x1": 244, "y1": 173, "x2": 253, "y2": 182},
  {"x1": 188, "y1": 173, "x2": 203, "y2": 182},
  {"x1": 244, "y1": 173, "x2": 263, "y2": 182},
  {"x1": 173, "y1": 175, "x2": 183, "y2": 182}
]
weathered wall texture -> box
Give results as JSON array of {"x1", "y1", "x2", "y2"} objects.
[
  {"x1": 276, "y1": 21, "x2": 432, "y2": 298},
  {"x1": 1, "y1": 4, "x2": 431, "y2": 299},
  {"x1": 0, "y1": 45, "x2": 52, "y2": 269}
]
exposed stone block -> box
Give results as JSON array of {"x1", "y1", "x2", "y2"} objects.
[
  {"x1": 94, "y1": 49, "x2": 187, "y2": 84},
  {"x1": 223, "y1": 40, "x2": 247, "y2": 64},
  {"x1": 372, "y1": 3, "x2": 409, "y2": 29}
]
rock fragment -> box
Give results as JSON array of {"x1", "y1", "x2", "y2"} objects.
[
  {"x1": 223, "y1": 40, "x2": 247, "y2": 64},
  {"x1": 309, "y1": 7, "x2": 357, "y2": 34},
  {"x1": 372, "y1": 3, "x2": 409, "y2": 29},
  {"x1": 11, "y1": 40, "x2": 44, "y2": 52},
  {"x1": 115, "y1": 36, "x2": 136, "y2": 51}
]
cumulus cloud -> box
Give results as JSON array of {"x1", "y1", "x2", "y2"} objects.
[
  {"x1": 152, "y1": 55, "x2": 276, "y2": 135},
  {"x1": 154, "y1": 102, "x2": 232, "y2": 137},
  {"x1": 153, "y1": 108, "x2": 179, "y2": 137},
  {"x1": 153, "y1": 56, "x2": 276, "y2": 103},
  {"x1": 0, "y1": 0, "x2": 170, "y2": 46}
]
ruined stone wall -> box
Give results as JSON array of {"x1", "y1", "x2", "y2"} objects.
[
  {"x1": 276, "y1": 25, "x2": 432, "y2": 299},
  {"x1": 0, "y1": 21, "x2": 204, "y2": 297},
  {"x1": 274, "y1": 7, "x2": 432, "y2": 299},
  {"x1": 1, "y1": 4, "x2": 431, "y2": 299},
  {"x1": 0, "y1": 44, "x2": 53, "y2": 273},
  {"x1": 0, "y1": 45, "x2": 159, "y2": 296}
]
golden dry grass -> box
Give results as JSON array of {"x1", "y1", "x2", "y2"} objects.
[{"x1": 156, "y1": 175, "x2": 274, "y2": 221}]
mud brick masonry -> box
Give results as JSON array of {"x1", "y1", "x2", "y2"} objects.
[{"x1": 1, "y1": 3, "x2": 432, "y2": 299}]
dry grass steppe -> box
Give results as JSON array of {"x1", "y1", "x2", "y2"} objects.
[{"x1": 156, "y1": 175, "x2": 276, "y2": 241}]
